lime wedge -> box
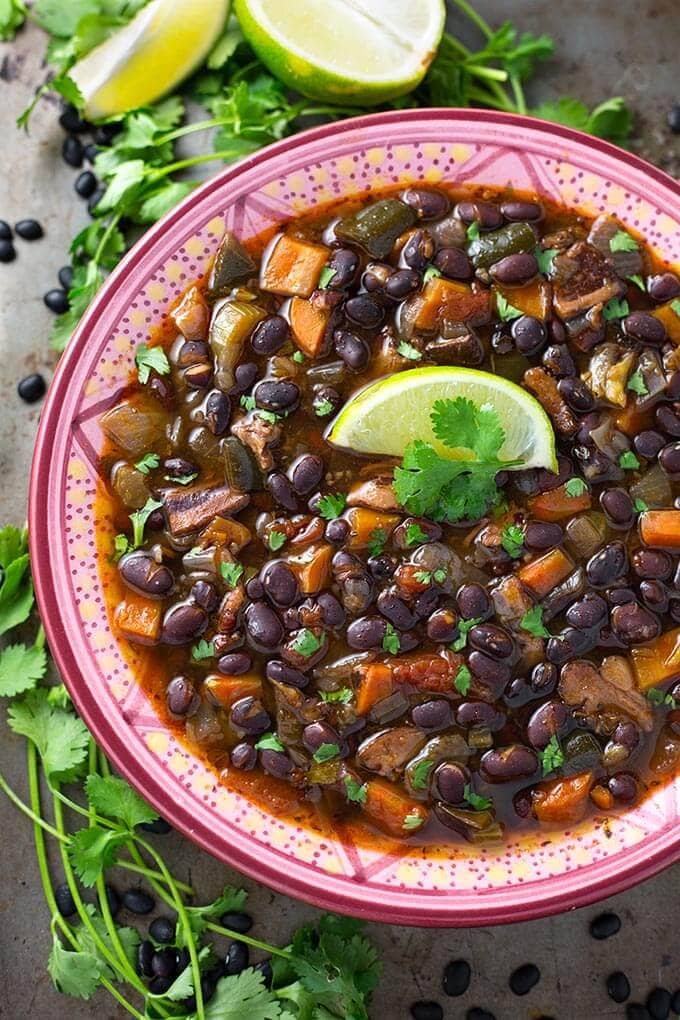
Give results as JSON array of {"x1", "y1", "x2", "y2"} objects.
[
  {"x1": 70, "y1": 0, "x2": 231, "y2": 120},
  {"x1": 233, "y1": 0, "x2": 445, "y2": 105},
  {"x1": 328, "y1": 367, "x2": 558, "y2": 472}
]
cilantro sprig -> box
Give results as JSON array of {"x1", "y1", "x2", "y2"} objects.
[{"x1": 393, "y1": 397, "x2": 525, "y2": 524}]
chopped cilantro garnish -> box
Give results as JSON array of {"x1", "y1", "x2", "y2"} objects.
[
  {"x1": 495, "y1": 293, "x2": 523, "y2": 321},
  {"x1": 112, "y1": 534, "x2": 131, "y2": 561},
  {"x1": 134, "y1": 452, "x2": 160, "y2": 474},
  {"x1": 627, "y1": 273, "x2": 646, "y2": 291},
  {"x1": 404, "y1": 523, "x2": 430, "y2": 547},
  {"x1": 535, "y1": 246, "x2": 558, "y2": 275},
  {"x1": 313, "y1": 742, "x2": 340, "y2": 763},
  {"x1": 135, "y1": 344, "x2": 170, "y2": 384},
  {"x1": 565, "y1": 477, "x2": 588, "y2": 498},
  {"x1": 463, "y1": 784, "x2": 492, "y2": 811},
  {"x1": 292, "y1": 628, "x2": 323, "y2": 658},
  {"x1": 411, "y1": 759, "x2": 434, "y2": 790},
  {"x1": 619, "y1": 450, "x2": 640, "y2": 471},
  {"x1": 191, "y1": 639, "x2": 213, "y2": 662},
  {"x1": 165, "y1": 472, "x2": 198, "y2": 486},
  {"x1": 128, "y1": 498, "x2": 163, "y2": 548},
  {"x1": 539, "y1": 734, "x2": 565, "y2": 775},
  {"x1": 634, "y1": 498, "x2": 648, "y2": 513},
  {"x1": 318, "y1": 266, "x2": 336, "y2": 289},
  {"x1": 268, "y1": 530, "x2": 286, "y2": 551},
  {"x1": 240, "y1": 394, "x2": 256, "y2": 411},
  {"x1": 501, "y1": 523, "x2": 525, "y2": 559},
  {"x1": 603, "y1": 297, "x2": 630, "y2": 320},
  {"x1": 255, "y1": 732, "x2": 284, "y2": 752},
  {"x1": 220, "y1": 562, "x2": 244, "y2": 588},
  {"x1": 520, "y1": 605, "x2": 550, "y2": 638},
  {"x1": 397, "y1": 340, "x2": 423, "y2": 361},
  {"x1": 317, "y1": 493, "x2": 347, "y2": 520},
  {"x1": 423, "y1": 264, "x2": 442, "y2": 284},
  {"x1": 450, "y1": 617, "x2": 481, "y2": 652},
  {"x1": 626, "y1": 368, "x2": 649, "y2": 397},
  {"x1": 256, "y1": 409, "x2": 280, "y2": 425},
  {"x1": 319, "y1": 688, "x2": 353, "y2": 704},
  {"x1": 671, "y1": 298, "x2": 680, "y2": 318},
  {"x1": 344, "y1": 776, "x2": 368, "y2": 804},
  {"x1": 292, "y1": 350, "x2": 305, "y2": 363},
  {"x1": 402, "y1": 811, "x2": 424, "y2": 832},
  {"x1": 454, "y1": 664, "x2": 472, "y2": 696},
  {"x1": 647, "y1": 688, "x2": 677, "y2": 708},
  {"x1": 466, "y1": 221, "x2": 480, "y2": 242},
  {"x1": 609, "y1": 230, "x2": 638, "y2": 253},
  {"x1": 367, "y1": 527, "x2": 387, "y2": 558},
  {"x1": 382, "y1": 623, "x2": 401, "y2": 655},
  {"x1": 314, "y1": 397, "x2": 335, "y2": 417}
]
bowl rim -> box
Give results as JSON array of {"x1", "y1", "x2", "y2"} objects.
[{"x1": 29, "y1": 107, "x2": 680, "y2": 926}]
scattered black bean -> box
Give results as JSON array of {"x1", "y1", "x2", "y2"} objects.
[
  {"x1": 251, "y1": 315, "x2": 290, "y2": 354},
  {"x1": 589, "y1": 911, "x2": 621, "y2": 939},
  {"x1": 220, "y1": 911, "x2": 252, "y2": 934},
  {"x1": 88, "y1": 187, "x2": 106, "y2": 216},
  {"x1": 410, "y1": 1002, "x2": 444, "y2": 1020},
  {"x1": 224, "y1": 940, "x2": 250, "y2": 975},
  {"x1": 0, "y1": 220, "x2": 12, "y2": 240},
  {"x1": 466, "y1": 1010, "x2": 496, "y2": 1020},
  {"x1": 44, "y1": 288, "x2": 70, "y2": 314},
  {"x1": 509, "y1": 963, "x2": 540, "y2": 995},
  {"x1": 74, "y1": 170, "x2": 98, "y2": 198},
  {"x1": 17, "y1": 373, "x2": 46, "y2": 403},
  {"x1": 667, "y1": 104, "x2": 680, "y2": 133},
  {"x1": 54, "y1": 882, "x2": 77, "y2": 917},
  {"x1": 607, "y1": 971, "x2": 631, "y2": 1003},
  {"x1": 137, "y1": 939, "x2": 154, "y2": 977},
  {"x1": 59, "y1": 104, "x2": 89, "y2": 134},
  {"x1": 122, "y1": 888, "x2": 155, "y2": 915},
  {"x1": 647, "y1": 988, "x2": 672, "y2": 1020},
  {"x1": 15, "y1": 218, "x2": 43, "y2": 240},
  {"x1": 149, "y1": 916, "x2": 176, "y2": 944},
  {"x1": 62, "y1": 135, "x2": 84, "y2": 168},
  {"x1": 139, "y1": 817, "x2": 172, "y2": 834},
  {"x1": 0, "y1": 239, "x2": 16, "y2": 262},
  {"x1": 443, "y1": 958, "x2": 471, "y2": 996}
]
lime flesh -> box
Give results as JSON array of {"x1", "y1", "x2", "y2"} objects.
[
  {"x1": 234, "y1": 0, "x2": 445, "y2": 105},
  {"x1": 328, "y1": 366, "x2": 558, "y2": 472}
]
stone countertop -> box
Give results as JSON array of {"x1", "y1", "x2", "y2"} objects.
[{"x1": 1, "y1": 3, "x2": 679, "y2": 1018}]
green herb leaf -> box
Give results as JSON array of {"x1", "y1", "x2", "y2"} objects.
[
  {"x1": 454, "y1": 664, "x2": 472, "y2": 696},
  {"x1": 402, "y1": 810, "x2": 424, "y2": 832},
  {"x1": 404, "y1": 523, "x2": 430, "y2": 547},
  {"x1": 255, "y1": 732, "x2": 284, "y2": 752},
  {"x1": 317, "y1": 493, "x2": 346, "y2": 520},
  {"x1": 619, "y1": 450, "x2": 640, "y2": 471},
  {"x1": 135, "y1": 343, "x2": 170, "y2": 384},
  {"x1": 201, "y1": 966, "x2": 283, "y2": 1019},
  {"x1": 319, "y1": 688, "x2": 353, "y2": 704},
  {"x1": 291, "y1": 629, "x2": 323, "y2": 658},
  {"x1": 0, "y1": 526, "x2": 33, "y2": 636},
  {"x1": 501, "y1": 523, "x2": 525, "y2": 559},
  {"x1": 397, "y1": 340, "x2": 423, "y2": 361},
  {"x1": 535, "y1": 247, "x2": 558, "y2": 275},
  {"x1": 220, "y1": 562, "x2": 244, "y2": 588},
  {"x1": 112, "y1": 534, "x2": 131, "y2": 561},
  {"x1": 8, "y1": 688, "x2": 89, "y2": 782},
  {"x1": 85, "y1": 773, "x2": 157, "y2": 829},
  {"x1": 0, "y1": 641, "x2": 48, "y2": 698},
  {"x1": 191, "y1": 639, "x2": 214, "y2": 662},
  {"x1": 647, "y1": 688, "x2": 677, "y2": 707},
  {"x1": 495, "y1": 293, "x2": 523, "y2": 322},
  {"x1": 314, "y1": 397, "x2": 335, "y2": 417},
  {"x1": 609, "y1": 230, "x2": 638, "y2": 253},
  {"x1": 520, "y1": 605, "x2": 550, "y2": 638},
  {"x1": 414, "y1": 570, "x2": 433, "y2": 585},
  {"x1": 627, "y1": 368, "x2": 649, "y2": 397},
  {"x1": 255, "y1": 409, "x2": 281, "y2": 425},
  {"x1": 178, "y1": 885, "x2": 248, "y2": 947},
  {"x1": 313, "y1": 742, "x2": 340, "y2": 763},
  {"x1": 466, "y1": 221, "x2": 480, "y2": 242},
  {"x1": 0, "y1": 0, "x2": 26, "y2": 41},
  {"x1": 318, "y1": 266, "x2": 336, "y2": 289},
  {"x1": 531, "y1": 96, "x2": 632, "y2": 145},
  {"x1": 240, "y1": 394, "x2": 256, "y2": 411},
  {"x1": 671, "y1": 298, "x2": 680, "y2": 318},
  {"x1": 634, "y1": 498, "x2": 648, "y2": 513},
  {"x1": 539, "y1": 734, "x2": 565, "y2": 775},
  {"x1": 344, "y1": 776, "x2": 368, "y2": 804},
  {"x1": 423, "y1": 264, "x2": 442, "y2": 284},
  {"x1": 48, "y1": 931, "x2": 103, "y2": 1000},
  {"x1": 463, "y1": 784, "x2": 492, "y2": 812},
  {"x1": 165, "y1": 472, "x2": 199, "y2": 486},
  {"x1": 268, "y1": 530, "x2": 286, "y2": 551},
  {"x1": 134, "y1": 452, "x2": 160, "y2": 474},
  {"x1": 450, "y1": 617, "x2": 481, "y2": 652},
  {"x1": 411, "y1": 759, "x2": 434, "y2": 790},
  {"x1": 565, "y1": 477, "x2": 588, "y2": 498},
  {"x1": 627, "y1": 273, "x2": 646, "y2": 291},
  {"x1": 603, "y1": 297, "x2": 630, "y2": 321},
  {"x1": 382, "y1": 622, "x2": 400, "y2": 655},
  {"x1": 69, "y1": 827, "x2": 128, "y2": 887},
  {"x1": 292, "y1": 350, "x2": 305, "y2": 363},
  {"x1": 128, "y1": 497, "x2": 163, "y2": 548},
  {"x1": 367, "y1": 527, "x2": 387, "y2": 558}
]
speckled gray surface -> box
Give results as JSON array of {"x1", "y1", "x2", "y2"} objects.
[{"x1": 0, "y1": 4, "x2": 679, "y2": 1018}]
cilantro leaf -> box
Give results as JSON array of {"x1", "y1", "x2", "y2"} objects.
[
  {"x1": 201, "y1": 968, "x2": 284, "y2": 1020},
  {"x1": 240, "y1": 394, "x2": 256, "y2": 411},
  {"x1": 520, "y1": 605, "x2": 550, "y2": 638},
  {"x1": 134, "y1": 452, "x2": 160, "y2": 474},
  {"x1": 313, "y1": 743, "x2": 340, "y2": 763},
  {"x1": 135, "y1": 343, "x2": 170, "y2": 384},
  {"x1": 178, "y1": 886, "x2": 248, "y2": 947},
  {"x1": 128, "y1": 497, "x2": 163, "y2": 547},
  {"x1": 382, "y1": 623, "x2": 400, "y2": 655},
  {"x1": 255, "y1": 732, "x2": 284, "y2": 752},
  {"x1": 531, "y1": 96, "x2": 632, "y2": 145},
  {"x1": 318, "y1": 266, "x2": 336, "y2": 289},
  {"x1": 610, "y1": 230, "x2": 638, "y2": 253},
  {"x1": 671, "y1": 299, "x2": 680, "y2": 318},
  {"x1": 627, "y1": 274, "x2": 646, "y2": 291},
  {"x1": 647, "y1": 688, "x2": 677, "y2": 708},
  {"x1": 314, "y1": 397, "x2": 335, "y2": 417},
  {"x1": 85, "y1": 773, "x2": 158, "y2": 829},
  {"x1": 565, "y1": 477, "x2": 588, "y2": 498},
  {"x1": 77, "y1": 904, "x2": 140, "y2": 983},
  {"x1": 397, "y1": 340, "x2": 423, "y2": 361},
  {"x1": 112, "y1": 534, "x2": 131, "y2": 561},
  {"x1": 367, "y1": 527, "x2": 387, "y2": 558},
  {"x1": 404, "y1": 523, "x2": 430, "y2": 547},
  {"x1": 69, "y1": 827, "x2": 128, "y2": 886},
  {"x1": 291, "y1": 629, "x2": 323, "y2": 658},
  {"x1": 535, "y1": 247, "x2": 558, "y2": 275},
  {"x1": 192, "y1": 639, "x2": 214, "y2": 661},
  {"x1": 48, "y1": 931, "x2": 103, "y2": 1000},
  {"x1": 292, "y1": 350, "x2": 305, "y2": 364},
  {"x1": 463, "y1": 784, "x2": 493, "y2": 811},
  {"x1": 0, "y1": 528, "x2": 33, "y2": 635},
  {"x1": 450, "y1": 617, "x2": 481, "y2": 652},
  {"x1": 495, "y1": 293, "x2": 523, "y2": 321},
  {"x1": 317, "y1": 493, "x2": 346, "y2": 520},
  {"x1": 501, "y1": 523, "x2": 525, "y2": 559},
  {"x1": 454, "y1": 664, "x2": 472, "y2": 696},
  {"x1": 0, "y1": 641, "x2": 47, "y2": 697},
  {"x1": 423, "y1": 265, "x2": 442, "y2": 284},
  {"x1": 402, "y1": 811, "x2": 424, "y2": 832},
  {"x1": 220, "y1": 562, "x2": 244, "y2": 588},
  {"x1": 411, "y1": 759, "x2": 434, "y2": 790},
  {"x1": 466, "y1": 221, "x2": 480, "y2": 242},
  {"x1": 619, "y1": 450, "x2": 640, "y2": 471},
  {"x1": 539, "y1": 734, "x2": 565, "y2": 775},
  {"x1": 0, "y1": 0, "x2": 26, "y2": 40},
  {"x1": 432, "y1": 396, "x2": 505, "y2": 460},
  {"x1": 344, "y1": 776, "x2": 368, "y2": 804},
  {"x1": 165, "y1": 471, "x2": 199, "y2": 486},
  {"x1": 8, "y1": 689, "x2": 89, "y2": 782},
  {"x1": 603, "y1": 297, "x2": 629, "y2": 321},
  {"x1": 627, "y1": 368, "x2": 649, "y2": 397},
  {"x1": 634, "y1": 498, "x2": 648, "y2": 513},
  {"x1": 319, "y1": 688, "x2": 353, "y2": 704},
  {"x1": 268, "y1": 531, "x2": 286, "y2": 551}
]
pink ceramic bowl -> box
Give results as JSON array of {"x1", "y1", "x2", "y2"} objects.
[{"x1": 30, "y1": 109, "x2": 680, "y2": 927}]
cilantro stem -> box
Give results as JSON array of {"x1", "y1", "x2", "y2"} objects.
[
  {"x1": 451, "y1": 0, "x2": 493, "y2": 39},
  {"x1": 0, "y1": 769, "x2": 67, "y2": 841},
  {"x1": 510, "y1": 73, "x2": 528, "y2": 115},
  {"x1": 35, "y1": 623, "x2": 46, "y2": 651},
  {"x1": 466, "y1": 64, "x2": 509, "y2": 82},
  {"x1": 204, "y1": 921, "x2": 293, "y2": 960},
  {"x1": 136, "y1": 836, "x2": 206, "y2": 1020},
  {"x1": 93, "y1": 211, "x2": 123, "y2": 266}
]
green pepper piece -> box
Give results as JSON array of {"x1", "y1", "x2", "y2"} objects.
[
  {"x1": 561, "y1": 730, "x2": 602, "y2": 775},
  {"x1": 468, "y1": 221, "x2": 537, "y2": 269},
  {"x1": 335, "y1": 199, "x2": 416, "y2": 259},
  {"x1": 207, "y1": 231, "x2": 257, "y2": 300}
]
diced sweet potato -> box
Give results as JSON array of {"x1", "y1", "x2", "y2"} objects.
[
  {"x1": 171, "y1": 285, "x2": 209, "y2": 340},
  {"x1": 198, "y1": 516, "x2": 252, "y2": 552},
  {"x1": 203, "y1": 674, "x2": 263, "y2": 710},
  {"x1": 260, "y1": 233, "x2": 329, "y2": 298},
  {"x1": 289, "y1": 294, "x2": 331, "y2": 356},
  {"x1": 532, "y1": 772, "x2": 594, "y2": 824},
  {"x1": 345, "y1": 507, "x2": 400, "y2": 550},
  {"x1": 639, "y1": 510, "x2": 680, "y2": 549},
  {"x1": 631, "y1": 627, "x2": 680, "y2": 690},
  {"x1": 162, "y1": 485, "x2": 250, "y2": 536},
  {"x1": 114, "y1": 593, "x2": 161, "y2": 645},
  {"x1": 356, "y1": 664, "x2": 394, "y2": 715},
  {"x1": 496, "y1": 279, "x2": 551, "y2": 319},
  {"x1": 414, "y1": 277, "x2": 492, "y2": 331},
  {"x1": 615, "y1": 400, "x2": 654, "y2": 437},
  {"x1": 652, "y1": 301, "x2": 680, "y2": 344},
  {"x1": 518, "y1": 548, "x2": 575, "y2": 598},
  {"x1": 362, "y1": 778, "x2": 428, "y2": 838},
  {"x1": 289, "y1": 542, "x2": 333, "y2": 595},
  {"x1": 528, "y1": 482, "x2": 591, "y2": 521}
]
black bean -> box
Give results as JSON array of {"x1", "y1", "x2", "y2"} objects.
[
  {"x1": 368, "y1": 554, "x2": 395, "y2": 580},
  {"x1": 149, "y1": 975, "x2": 174, "y2": 995},
  {"x1": 402, "y1": 229, "x2": 434, "y2": 271},
  {"x1": 608, "y1": 772, "x2": 638, "y2": 803},
  {"x1": 607, "y1": 971, "x2": 631, "y2": 1003},
  {"x1": 290, "y1": 453, "x2": 324, "y2": 495},
  {"x1": 639, "y1": 578, "x2": 669, "y2": 612},
  {"x1": 302, "y1": 720, "x2": 340, "y2": 754},
  {"x1": 244, "y1": 602, "x2": 284, "y2": 650},
  {"x1": 218, "y1": 652, "x2": 252, "y2": 675},
  {"x1": 259, "y1": 748, "x2": 293, "y2": 778},
  {"x1": 509, "y1": 314, "x2": 546, "y2": 354},
  {"x1": 414, "y1": 587, "x2": 440, "y2": 620},
  {"x1": 74, "y1": 170, "x2": 98, "y2": 198},
  {"x1": 611, "y1": 601, "x2": 661, "y2": 643},
  {"x1": 633, "y1": 549, "x2": 672, "y2": 579},
  {"x1": 0, "y1": 220, "x2": 12, "y2": 240},
  {"x1": 166, "y1": 676, "x2": 199, "y2": 717},
  {"x1": 230, "y1": 362, "x2": 258, "y2": 395},
  {"x1": 456, "y1": 583, "x2": 490, "y2": 620},
  {"x1": 625, "y1": 1006, "x2": 651, "y2": 1020},
  {"x1": 671, "y1": 990, "x2": 680, "y2": 1014},
  {"x1": 509, "y1": 963, "x2": 540, "y2": 995},
  {"x1": 255, "y1": 378, "x2": 300, "y2": 413},
  {"x1": 647, "y1": 988, "x2": 672, "y2": 1020},
  {"x1": 203, "y1": 390, "x2": 230, "y2": 435},
  {"x1": 623, "y1": 311, "x2": 666, "y2": 344},
  {"x1": 469, "y1": 651, "x2": 510, "y2": 688},
  {"x1": 410, "y1": 1003, "x2": 443, "y2": 1020},
  {"x1": 59, "y1": 104, "x2": 89, "y2": 133},
  {"x1": 442, "y1": 959, "x2": 471, "y2": 997},
  {"x1": 44, "y1": 288, "x2": 70, "y2": 314},
  {"x1": 501, "y1": 200, "x2": 543, "y2": 221},
  {"x1": 0, "y1": 239, "x2": 16, "y2": 262},
  {"x1": 266, "y1": 660, "x2": 309, "y2": 688},
  {"x1": 469, "y1": 623, "x2": 514, "y2": 660},
  {"x1": 221, "y1": 938, "x2": 249, "y2": 975},
  {"x1": 457, "y1": 701, "x2": 505, "y2": 730},
  {"x1": 481, "y1": 745, "x2": 538, "y2": 781},
  {"x1": 526, "y1": 700, "x2": 568, "y2": 749},
  {"x1": 17, "y1": 373, "x2": 46, "y2": 403},
  {"x1": 656, "y1": 404, "x2": 680, "y2": 438},
  {"x1": 139, "y1": 817, "x2": 171, "y2": 834},
  {"x1": 543, "y1": 343, "x2": 576, "y2": 378},
  {"x1": 267, "y1": 471, "x2": 301, "y2": 512},
  {"x1": 547, "y1": 626, "x2": 597, "y2": 664},
  {"x1": 491, "y1": 252, "x2": 538, "y2": 285},
  {"x1": 62, "y1": 135, "x2": 84, "y2": 168},
  {"x1": 427, "y1": 608, "x2": 458, "y2": 643},
  {"x1": 376, "y1": 589, "x2": 416, "y2": 629},
  {"x1": 219, "y1": 911, "x2": 252, "y2": 935},
  {"x1": 346, "y1": 615, "x2": 385, "y2": 650},
  {"x1": 231, "y1": 696, "x2": 271, "y2": 735},
  {"x1": 83, "y1": 142, "x2": 99, "y2": 163},
  {"x1": 385, "y1": 267, "x2": 421, "y2": 299},
  {"x1": 261, "y1": 560, "x2": 299, "y2": 608},
  {"x1": 586, "y1": 542, "x2": 628, "y2": 587},
  {"x1": 600, "y1": 488, "x2": 635, "y2": 528},
  {"x1": 333, "y1": 329, "x2": 369, "y2": 370},
  {"x1": 15, "y1": 218, "x2": 43, "y2": 240},
  {"x1": 412, "y1": 699, "x2": 452, "y2": 731},
  {"x1": 590, "y1": 911, "x2": 621, "y2": 939},
  {"x1": 325, "y1": 247, "x2": 360, "y2": 289},
  {"x1": 123, "y1": 889, "x2": 155, "y2": 915},
  {"x1": 659, "y1": 441, "x2": 680, "y2": 477},
  {"x1": 523, "y1": 521, "x2": 563, "y2": 551},
  {"x1": 251, "y1": 315, "x2": 289, "y2": 354},
  {"x1": 433, "y1": 246, "x2": 473, "y2": 280},
  {"x1": 137, "y1": 939, "x2": 154, "y2": 976},
  {"x1": 230, "y1": 743, "x2": 257, "y2": 770},
  {"x1": 558, "y1": 376, "x2": 595, "y2": 412},
  {"x1": 314, "y1": 592, "x2": 343, "y2": 629},
  {"x1": 565, "y1": 592, "x2": 608, "y2": 630},
  {"x1": 55, "y1": 882, "x2": 77, "y2": 917},
  {"x1": 162, "y1": 602, "x2": 208, "y2": 644},
  {"x1": 120, "y1": 551, "x2": 174, "y2": 598},
  {"x1": 466, "y1": 1010, "x2": 496, "y2": 1020},
  {"x1": 402, "y1": 187, "x2": 450, "y2": 220},
  {"x1": 325, "y1": 517, "x2": 350, "y2": 544},
  {"x1": 432, "y1": 761, "x2": 470, "y2": 803},
  {"x1": 648, "y1": 272, "x2": 680, "y2": 302},
  {"x1": 344, "y1": 294, "x2": 383, "y2": 328},
  {"x1": 103, "y1": 884, "x2": 119, "y2": 918},
  {"x1": 149, "y1": 916, "x2": 175, "y2": 944},
  {"x1": 635, "y1": 429, "x2": 666, "y2": 460},
  {"x1": 456, "y1": 200, "x2": 503, "y2": 229}
]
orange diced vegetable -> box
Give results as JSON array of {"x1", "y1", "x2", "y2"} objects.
[
  {"x1": 203, "y1": 674, "x2": 263, "y2": 710},
  {"x1": 345, "y1": 507, "x2": 400, "y2": 550},
  {"x1": 590, "y1": 784, "x2": 615, "y2": 810},
  {"x1": 114, "y1": 593, "x2": 161, "y2": 645},
  {"x1": 495, "y1": 279, "x2": 551, "y2": 319},
  {"x1": 291, "y1": 543, "x2": 333, "y2": 595},
  {"x1": 528, "y1": 482, "x2": 591, "y2": 521},
  {"x1": 414, "y1": 277, "x2": 492, "y2": 331},
  {"x1": 362, "y1": 778, "x2": 428, "y2": 838},
  {"x1": 615, "y1": 400, "x2": 654, "y2": 437},
  {"x1": 170, "y1": 285, "x2": 209, "y2": 340},
  {"x1": 198, "y1": 516, "x2": 252, "y2": 552},
  {"x1": 639, "y1": 510, "x2": 680, "y2": 549},
  {"x1": 518, "y1": 547, "x2": 575, "y2": 598},
  {"x1": 356, "y1": 664, "x2": 394, "y2": 715},
  {"x1": 289, "y1": 294, "x2": 330, "y2": 356},
  {"x1": 631, "y1": 626, "x2": 680, "y2": 690},
  {"x1": 532, "y1": 771, "x2": 594, "y2": 824},
  {"x1": 652, "y1": 301, "x2": 680, "y2": 344},
  {"x1": 260, "y1": 233, "x2": 329, "y2": 297}
]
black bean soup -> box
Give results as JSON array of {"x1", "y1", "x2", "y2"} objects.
[{"x1": 98, "y1": 183, "x2": 680, "y2": 847}]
